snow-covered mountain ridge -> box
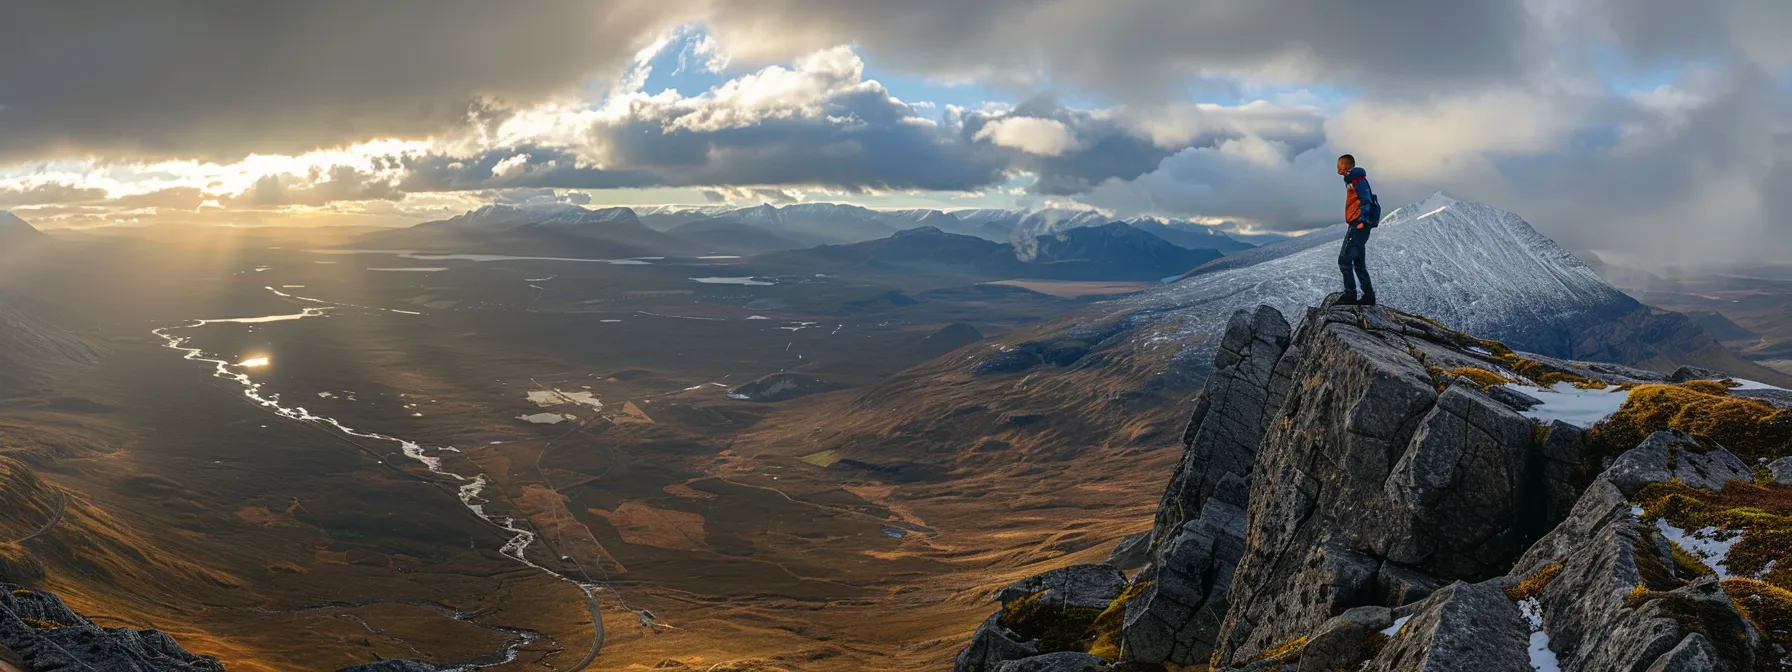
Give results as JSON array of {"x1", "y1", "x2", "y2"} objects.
[{"x1": 1092, "y1": 193, "x2": 1770, "y2": 375}]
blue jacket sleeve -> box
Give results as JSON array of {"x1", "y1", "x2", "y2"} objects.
[{"x1": 1352, "y1": 179, "x2": 1373, "y2": 223}]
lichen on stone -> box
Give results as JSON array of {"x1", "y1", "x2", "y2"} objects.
[
  {"x1": 1504, "y1": 563, "x2": 1564, "y2": 600},
  {"x1": 1441, "y1": 366, "x2": 1508, "y2": 390},
  {"x1": 1237, "y1": 636, "x2": 1306, "y2": 666},
  {"x1": 1084, "y1": 581, "x2": 1151, "y2": 660}
]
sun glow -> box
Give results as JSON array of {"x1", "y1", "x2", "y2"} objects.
[{"x1": 237, "y1": 356, "x2": 270, "y2": 368}]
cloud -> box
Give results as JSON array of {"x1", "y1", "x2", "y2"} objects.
[
  {"x1": 703, "y1": 0, "x2": 1540, "y2": 100},
  {"x1": 0, "y1": 0, "x2": 1547, "y2": 163},
  {"x1": 0, "y1": 182, "x2": 109, "y2": 207},
  {"x1": 974, "y1": 117, "x2": 1080, "y2": 156},
  {"x1": 0, "y1": 0, "x2": 701, "y2": 161}
]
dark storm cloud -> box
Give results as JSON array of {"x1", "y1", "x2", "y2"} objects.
[
  {"x1": 1592, "y1": 0, "x2": 1792, "y2": 70},
  {"x1": 0, "y1": 0, "x2": 691, "y2": 161},
  {"x1": 0, "y1": 0, "x2": 1539, "y2": 164},
  {"x1": 705, "y1": 0, "x2": 1538, "y2": 100}
]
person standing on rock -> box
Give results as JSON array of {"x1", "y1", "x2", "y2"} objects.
[{"x1": 1336, "y1": 154, "x2": 1381, "y2": 306}]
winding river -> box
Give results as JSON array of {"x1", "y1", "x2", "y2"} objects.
[{"x1": 152, "y1": 286, "x2": 606, "y2": 670}]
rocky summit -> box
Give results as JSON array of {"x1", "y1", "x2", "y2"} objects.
[{"x1": 954, "y1": 297, "x2": 1792, "y2": 672}]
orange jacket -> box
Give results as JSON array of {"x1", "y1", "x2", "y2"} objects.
[{"x1": 1343, "y1": 166, "x2": 1372, "y2": 225}]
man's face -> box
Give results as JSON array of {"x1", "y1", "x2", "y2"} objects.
[{"x1": 1337, "y1": 158, "x2": 1350, "y2": 176}]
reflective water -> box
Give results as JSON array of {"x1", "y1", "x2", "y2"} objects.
[{"x1": 689, "y1": 277, "x2": 773, "y2": 286}]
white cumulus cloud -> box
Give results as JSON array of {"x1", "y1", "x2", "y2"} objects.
[{"x1": 973, "y1": 117, "x2": 1081, "y2": 156}]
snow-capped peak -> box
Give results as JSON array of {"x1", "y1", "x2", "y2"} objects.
[
  {"x1": 1124, "y1": 195, "x2": 1633, "y2": 366},
  {"x1": 1382, "y1": 192, "x2": 1460, "y2": 224}
]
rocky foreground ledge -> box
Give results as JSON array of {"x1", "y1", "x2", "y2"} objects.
[
  {"x1": 956, "y1": 298, "x2": 1792, "y2": 672},
  {"x1": 0, "y1": 583, "x2": 437, "y2": 670}
]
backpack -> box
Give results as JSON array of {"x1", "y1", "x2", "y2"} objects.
[{"x1": 1352, "y1": 176, "x2": 1383, "y2": 228}]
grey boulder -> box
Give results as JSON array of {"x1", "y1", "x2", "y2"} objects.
[
  {"x1": 990, "y1": 651, "x2": 1110, "y2": 672},
  {"x1": 1604, "y1": 430, "x2": 1751, "y2": 496},
  {"x1": 995, "y1": 564, "x2": 1126, "y2": 611}
]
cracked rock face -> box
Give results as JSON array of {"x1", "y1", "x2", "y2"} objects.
[
  {"x1": 1508, "y1": 434, "x2": 1763, "y2": 672},
  {"x1": 1361, "y1": 580, "x2": 1531, "y2": 672},
  {"x1": 952, "y1": 301, "x2": 1775, "y2": 672},
  {"x1": 1119, "y1": 306, "x2": 1289, "y2": 666},
  {"x1": 1212, "y1": 303, "x2": 1588, "y2": 665},
  {"x1": 1146, "y1": 305, "x2": 1292, "y2": 551}
]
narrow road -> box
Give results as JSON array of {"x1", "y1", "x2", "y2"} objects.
[
  {"x1": 12, "y1": 488, "x2": 66, "y2": 544},
  {"x1": 564, "y1": 589, "x2": 605, "y2": 672}
]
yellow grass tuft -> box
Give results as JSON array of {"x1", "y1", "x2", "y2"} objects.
[
  {"x1": 1588, "y1": 383, "x2": 1792, "y2": 463},
  {"x1": 1505, "y1": 564, "x2": 1565, "y2": 601}
]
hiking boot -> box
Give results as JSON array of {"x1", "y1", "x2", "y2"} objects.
[
  {"x1": 1337, "y1": 294, "x2": 1359, "y2": 306},
  {"x1": 1360, "y1": 293, "x2": 1377, "y2": 306}
]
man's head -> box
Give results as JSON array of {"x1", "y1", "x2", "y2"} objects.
[{"x1": 1336, "y1": 154, "x2": 1355, "y2": 176}]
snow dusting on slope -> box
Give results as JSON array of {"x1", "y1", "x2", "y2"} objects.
[{"x1": 1507, "y1": 383, "x2": 1631, "y2": 428}]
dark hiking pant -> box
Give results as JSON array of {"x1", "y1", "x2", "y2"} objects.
[{"x1": 1339, "y1": 228, "x2": 1373, "y2": 298}]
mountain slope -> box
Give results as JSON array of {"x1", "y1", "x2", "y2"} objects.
[
  {"x1": 1176, "y1": 223, "x2": 1347, "y2": 279},
  {"x1": 667, "y1": 218, "x2": 808, "y2": 254},
  {"x1": 1121, "y1": 217, "x2": 1253, "y2": 254},
  {"x1": 1019, "y1": 223, "x2": 1222, "y2": 279},
  {"x1": 0, "y1": 211, "x2": 46, "y2": 248},
  {"x1": 1130, "y1": 193, "x2": 1784, "y2": 381}
]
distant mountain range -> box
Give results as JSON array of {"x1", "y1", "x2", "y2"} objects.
[
  {"x1": 355, "y1": 202, "x2": 1253, "y2": 281},
  {"x1": 636, "y1": 203, "x2": 1258, "y2": 252},
  {"x1": 358, "y1": 204, "x2": 705, "y2": 258},
  {"x1": 751, "y1": 223, "x2": 1223, "y2": 282}
]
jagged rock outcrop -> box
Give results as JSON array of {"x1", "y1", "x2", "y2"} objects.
[
  {"x1": 1206, "y1": 429, "x2": 1770, "y2": 672},
  {"x1": 1504, "y1": 431, "x2": 1763, "y2": 672},
  {"x1": 1211, "y1": 300, "x2": 1594, "y2": 664},
  {"x1": 951, "y1": 298, "x2": 1787, "y2": 672},
  {"x1": 1603, "y1": 431, "x2": 1753, "y2": 495},
  {"x1": 0, "y1": 583, "x2": 223, "y2": 671},
  {"x1": 1112, "y1": 307, "x2": 1290, "y2": 665}
]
